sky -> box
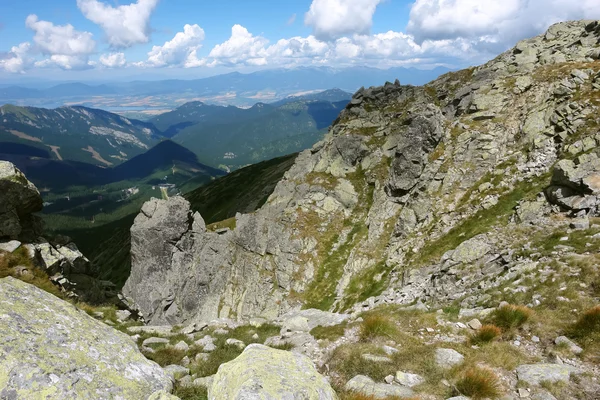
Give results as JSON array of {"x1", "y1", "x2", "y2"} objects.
[{"x1": 0, "y1": 0, "x2": 599, "y2": 82}]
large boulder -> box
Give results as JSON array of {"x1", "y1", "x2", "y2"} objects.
[
  {"x1": 208, "y1": 344, "x2": 337, "y2": 399},
  {"x1": 0, "y1": 277, "x2": 172, "y2": 399},
  {"x1": 0, "y1": 161, "x2": 43, "y2": 240}
]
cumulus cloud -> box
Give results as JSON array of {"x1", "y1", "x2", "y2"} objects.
[
  {"x1": 77, "y1": 0, "x2": 159, "y2": 48},
  {"x1": 408, "y1": 0, "x2": 600, "y2": 50},
  {"x1": 0, "y1": 43, "x2": 33, "y2": 73},
  {"x1": 26, "y1": 15, "x2": 96, "y2": 56},
  {"x1": 24, "y1": 15, "x2": 95, "y2": 70},
  {"x1": 208, "y1": 25, "x2": 270, "y2": 66},
  {"x1": 35, "y1": 55, "x2": 94, "y2": 70},
  {"x1": 100, "y1": 52, "x2": 127, "y2": 68},
  {"x1": 305, "y1": 0, "x2": 382, "y2": 41},
  {"x1": 143, "y1": 24, "x2": 205, "y2": 68}
]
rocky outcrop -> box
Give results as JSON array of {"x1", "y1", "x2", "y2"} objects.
[
  {"x1": 0, "y1": 161, "x2": 113, "y2": 302},
  {"x1": 124, "y1": 20, "x2": 600, "y2": 325},
  {"x1": 0, "y1": 161, "x2": 43, "y2": 241},
  {"x1": 208, "y1": 344, "x2": 337, "y2": 399},
  {"x1": 0, "y1": 277, "x2": 172, "y2": 399}
]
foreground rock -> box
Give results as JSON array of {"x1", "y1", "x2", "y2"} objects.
[
  {"x1": 0, "y1": 161, "x2": 43, "y2": 241},
  {"x1": 516, "y1": 364, "x2": 583, "y2": 385},
  {"x1": 208, "y1": 344, "x2": 337, "y2": 399},
  {"x1": 0, "y1": 277, "x2": 172, "y2": 399},
  {"x1": 344, "y1": 375, "x2": 415, "y2": 399}
]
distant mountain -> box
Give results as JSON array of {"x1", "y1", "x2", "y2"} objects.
[
  {"x1": 151, "y1": 94, "x2": 349, "y2": 168},
  {"x1": 0, "y1": 104, "x2": 162, "y2": 166},
  {"x1": 271, "y1": 88, "x2": 352, "y2": 107},
  {"x1": 1, "y1": 139, "x2": 222, "y2": 191},
  {"x1": 0, "y1": 66, "x2": 451, "y2": 108}
]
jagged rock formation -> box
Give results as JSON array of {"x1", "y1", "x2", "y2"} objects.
[
  {"x1": 124, "y1": 20, "x2": 600, "y2": 325},
  {"x1": 0, "y1": 161, "x2": 114, "y2": 302},
  {"x1": 0, "y1": 277, "x2": 172, "y2": 399}
]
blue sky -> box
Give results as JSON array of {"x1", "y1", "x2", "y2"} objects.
[{"x1": 0, "y1": 0, "x2": 599, "y2": 82}]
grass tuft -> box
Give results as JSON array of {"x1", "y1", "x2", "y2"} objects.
[
  {"x1": 455, "y1": 367, "x2": 502, "y2": 399},
  {"x1": 359, "y1": 314, "x2": 398, "y2": 341},
  {"x1": 470, "y1": 325, "x2": 502, "y2": 345},
  {"x1": 569, "y1": 305, "x2": 600, "y2": 340},
  {"x1": 173, "y1": 385, "x2": 208, "y2": 400},
  {"x1": 144, "y1": 347, "x2": 186, "y2": 367},
  {"x1": 492, "y1": 304, "x2": 533, "y2": 330}
]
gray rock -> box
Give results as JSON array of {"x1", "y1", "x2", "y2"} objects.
[
  {"x1": 173, "y1": 340, "x2": 189, "y2": 352},
  {"x1": 435, "y1": 348, "x2": 465, "y2": 369},
  {"x1": 128, "y1": 326, "x2": 175, "y2": 336},
  {"x1": 163, "y1": 364, "x2": 189, "y2": 381},
  {"x1": 516, "y1": 363, "x2": 582, "y2": 385},
  {"x1": 467, "y1": 319, "x2": 482, "y2": 330},
  {"x1": 0, "y1": 240, "x2": 21, "y2": 253},
  {"x1": 554, "y1": 336, "x2": 583, "y2": 354},
  {"x1": 225, "y1": 338, "x2": 246, "y2": 349},
  {"x1": 451, "y1": 236, "x2": 491, "y2": 264},
  {"x1": 0, "y1": 277, "x2": 172, "y2": 399},
  {"x1": 209, "y1": 344, "x2": 336, "y2": 399},
  {"x1": 345, "y1": 375, "x2": 415, "y2": 399},
  {"x1": 115, "y1": 309, "x2": 131, "y2": 322},
  {"x1": 193, "y1": 375, "x2": 215, "y2": 388},
  {"x1": 362, "y1": 354, "x2": 393, "y2": 363},
  {"x1": 0, "y1": 161, "x2": 43, "y2": 240},
  {"x1": 395, "y1": 371, "x2": 425, "y2": 387}
]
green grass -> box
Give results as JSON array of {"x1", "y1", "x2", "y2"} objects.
[
  {"x1": 412, "y1": 175, "x2": 548, "y2": 268},
  {"x1": 359, "y1": 314, "x2": 398, "y2": 341},
  {"x1": 144, "y1": 347, "x2": 186, "y2": 367},
  {"x1": 173, "y1": 385, "x2": 208, "y2": 400},
  {"x1": 310, "y1": 323, "x2": 348, "y2": 341}
]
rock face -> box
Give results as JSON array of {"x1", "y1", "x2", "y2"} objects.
[
  {"x1": 0, "y1": 161, "x2": 43, "y2": 241},
  {"x1": 0, "y1": 161, "x2": 111, "y2": 302},
  {"x1": 0, "y1": 277, "x2": 172, "y2": 399},
  {"x1": 208, "y1": 344, "x2": 337, "y2": 400},
  {"x1": 124, "y1": 20, "x2": 600, "y2": 324}
]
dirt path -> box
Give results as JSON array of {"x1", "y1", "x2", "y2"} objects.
[
  {"x1": 9, "y1": 130, "x2": 42, "y2": 142},
  {"x1": 47, "y1": 145, "x2": 63, "y2": 160},
  {"x1": 82, "y1": 146, "x2": 113, "y2": 166}
]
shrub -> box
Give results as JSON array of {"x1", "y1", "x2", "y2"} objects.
[
  {"x1": 455, "y1": 367, "x2": 502, "y2": 399},
  {"x1": 492, "y1": 304, "x2": 533, "y2": 329},
  {"x1": 359, "y1": 314, "x2": 397, "y2": 341},
  {"x1": 570, "y1": 305, "x2": 600, "y2": 338},
  {"x1": 470, "y1": 325, "x2": 502, "y2": 345}
]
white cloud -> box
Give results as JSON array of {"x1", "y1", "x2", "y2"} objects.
[
  {"x1": 77, "y1": 0, "x2": 159, "y2": 48},
  {"x1": 408, "y1": 0, "x2": 600, "y2": 49},
  {"x1": 26, "y1": 15, "x2": 96, "y2": 56},
  {"x1": 0, "y1": 42, "x2": 33, "y2": 73},
  {"x1": 35, "y1": 55, "x2": 94, "y2": 70},
  {"x1": 287, "y1": 14, "x2": 297, "y2": 26},
  {"x1": 208, "y1": 25, "x2": 270, "y2": 66},
  {"x1": 143, "y1": 24, "x2": 205, "y2": 68},
  {"x1": 305, "y1": 0, "x2": 382, "y2": 41},
  {"x1": 100, "y1": 52, "x2": 127, "y2": 68},
  {"x1": 24, "y1": 15, "x2": 95, "y2": 71}
]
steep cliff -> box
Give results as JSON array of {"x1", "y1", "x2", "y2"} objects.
[{"x1": 123, "y1": 20, "x2": 600, "y2": 326}]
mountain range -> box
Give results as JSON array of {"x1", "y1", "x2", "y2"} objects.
[
  {"x1": 0, "y1": 66, "x2": 449, "y2": 103},
  {"x1": 1, "y1": 88, "x2": 353, "y2": 170}
]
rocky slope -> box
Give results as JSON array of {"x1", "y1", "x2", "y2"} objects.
[
  {"x1": 0, "y1": 160, "x2": 114, "y2": 302},
  {"x1": 124, "y1": 20, "x2": 600, "y2": 325}
]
